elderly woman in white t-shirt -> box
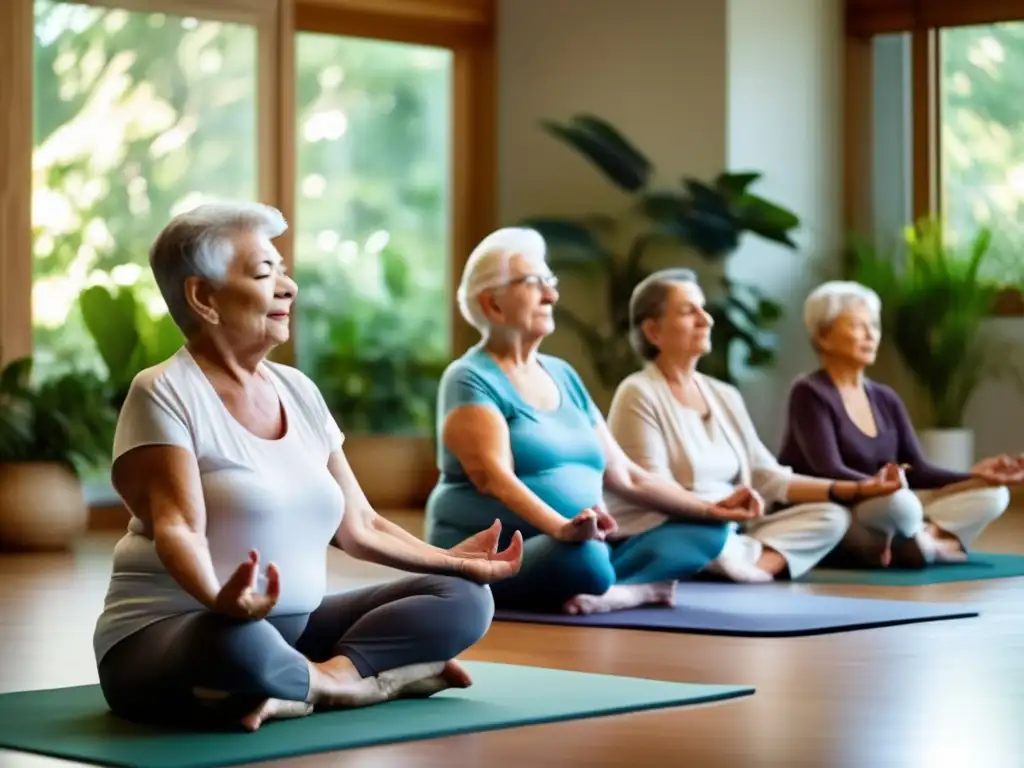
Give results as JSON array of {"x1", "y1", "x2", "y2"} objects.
[
  {"x1": 603, "y1": 269, "x2": 903, "y2": 582},
  {"x1": 94, "y1": 201, "x2": 522, "y2": 732}
]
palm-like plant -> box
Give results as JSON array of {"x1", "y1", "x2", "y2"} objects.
[
  {"x1": 848, "y1": 216, "x2": 1023, "y2": 428},
  {"x1": 519, "y1": 114, "x2": 802, "y2": 385}
]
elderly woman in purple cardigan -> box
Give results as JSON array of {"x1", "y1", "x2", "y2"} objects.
[{"x1": 778, "y1": 281, "x2": 1024, "y2": 569}]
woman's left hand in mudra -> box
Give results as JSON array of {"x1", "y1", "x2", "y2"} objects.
[
  {"x1": 971, "y1": 454, "x2": 1024, "y2": 486},
  {"x1": 449, "y1": 520, "x2": 524, "y2": 584}
]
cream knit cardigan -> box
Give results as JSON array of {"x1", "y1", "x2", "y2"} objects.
[{"x1": 604, "y1": 363, "x2": 794, "y2": 536}]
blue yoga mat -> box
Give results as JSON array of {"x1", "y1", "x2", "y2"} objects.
[
  {"x1": 803, "y1": 552, "x2": 1024, "y2": 586},
  {"x1": 494, "y1": 581, "x2": 978, "y2": 636},
  {"x1": 0, "y1": 662, "x2": 753, "y2": 768}
]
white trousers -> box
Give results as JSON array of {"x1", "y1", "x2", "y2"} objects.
[
  {"x1": 705, "y1": 502, "x2": 851, "y2": 580},
  {"x1": 852, "y1": 485, "x2": 1010, "y2": 554}
]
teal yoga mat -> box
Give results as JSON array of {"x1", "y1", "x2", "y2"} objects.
[
  {"x1": 0, "y1": 662, "x2": 753, "y2": 768},
  {"x1": 804, "y1": 552, "x2": 1024, "y2": 586}
]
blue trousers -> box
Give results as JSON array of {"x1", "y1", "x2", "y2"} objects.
[{"x1": 430, "y1": 519, "x2": 731, "y2": 612}]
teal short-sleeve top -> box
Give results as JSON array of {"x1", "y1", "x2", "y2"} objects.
[{"x1": 424, "y1": 345, "x2": 607, "y2": 543}]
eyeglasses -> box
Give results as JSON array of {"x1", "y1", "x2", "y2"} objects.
[{"x1": 507, "y1": 274, "x2": 559, "y2": 290}]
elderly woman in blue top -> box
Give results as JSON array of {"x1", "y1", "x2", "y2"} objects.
[
  {"x1": 424, "y1": 227, "x2": 768, "y2": 616},
  {"x1": 93, "y1": 202, "x2": 522, "y2": 734}
]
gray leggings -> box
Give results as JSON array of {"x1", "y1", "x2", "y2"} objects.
[{"x1": 98, "y1": 574, "x2": 494, "y2": 726}]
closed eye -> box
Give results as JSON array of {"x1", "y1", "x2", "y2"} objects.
[{"x1": 255, "y1": 259, "x2": 287, "y2": 279}]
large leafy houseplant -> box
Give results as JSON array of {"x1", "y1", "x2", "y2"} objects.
[
  {"x1": 78, "y1": 283, "x2": 185, "y2": 409},
  {"x1": 294, "y1": 245, "x2": 450, "y2": 435},
  {"x1": 0, "y1": 354, "x2": 117, "y2": 473},
  {"x1": 848, "y1": 217, "x2": 1023, "y2": 428},
  {"x1": 520, "y1": 114, "x2": 801, "y2": 386}
]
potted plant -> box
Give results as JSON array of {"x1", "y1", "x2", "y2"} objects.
[
  {"x1": 294, "y1": 244, "x2": 448, "y2": 509},
  {"x1": 848, "y1": 216, "x2": 1024, "y2": 470},
  {"x1": 78, "y1": 283, "x2": 184, "y2": 409},
  {"x1": 519, "y1": 114, "x2": 802, "y2": 388},
  {"x1": 0, "y1": 354, "x2": 117, "y2": 550}
]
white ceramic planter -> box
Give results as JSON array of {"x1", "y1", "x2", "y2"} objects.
[{"x1": 917, "y1": 428, "x2": 975, "y2": 473}]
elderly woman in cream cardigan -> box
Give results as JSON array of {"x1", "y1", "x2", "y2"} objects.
[{"x1": 603, "y1": 269, "x2": 904, "y2": 583}]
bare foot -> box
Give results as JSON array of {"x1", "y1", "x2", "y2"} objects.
[
  {"x1": 754, "y1": 547, "x2": 789, "y2": 578},
  {"x1": 705, "y1": 556, "x2": 773, "y2": 583},
  {"x1": 563, "y1": 581, "x2": 676, "y2": 615},
  {"x1": 890, "y1": 535, "x2": 927, "y2": 569},
  {"x1": 391, "y1": 659, "x2": 473, "y2": 699},
  {"x1": 439, "y1": 658, "x2": 473, "y2": 688},
  {"x1": 891, "y1": 529, "x2": 966, "y2": 568},
  {"x1": 879, "y1": 536, "x2": 893, "y2": 568},
  {"x1": 240, "y1": 698, "x2": 313, "y2": 732},
  {"x1": 309, "y1": 656, "x2": 390, "y2": 708},
  {"x1": 924, "y1": 522, "x2": 968, "y2": 563},
  {"x1": 311, "y1": 657, "x2": 472, "y2": 709}
]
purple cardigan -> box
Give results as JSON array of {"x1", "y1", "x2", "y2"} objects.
[{"x1": 777, "y1": 370, "x2": 971, "y2": 490}]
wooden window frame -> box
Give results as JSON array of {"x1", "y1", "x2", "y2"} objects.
[
  {"x1": 1, "y1": 0, "x2": 497, "y2": 362},
  {"x1": 844, "y1": 6, "x2": 1024, "y2": 316},
  {"x1": 290, "y1": 0, "x2": 496, "y2": 361},
  {"x1": 0, "y1": 0, "x2": 287, "y2": 365},
  {"x1": 1, "y1": 0, "x2": 497, "y2": 519}
]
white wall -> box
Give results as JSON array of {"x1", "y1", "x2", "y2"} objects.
[
  {"x1": 497, "y1": 0, "x2": 728, "y2": 405},
  {"x1": 963, "y1": 319, "x2": 1024, "y2": 458},
  {"x1": 497, "y1": 0, "x2": 873, "y2": 454},
  {"x1": 496, "y1": 0, "x2": 1022, "y2": 463},
  {"x1": 724, "y1": 0, "x2": 844, "y2": 446}
]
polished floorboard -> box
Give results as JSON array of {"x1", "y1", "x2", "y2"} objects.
[{"x1": 2, "y1": 509, "x2": 1023, "y2": 767}]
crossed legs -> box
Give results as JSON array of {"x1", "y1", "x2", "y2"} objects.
[
  {"x1": 842, "y1": 486, "x2": 1010, "y2": 568},
  {"x1": 704, "y1": 503, "x2": 851, "y2": 582},
  {"x1": 97, "y1": 574, "x2": 494, "y2": 730},
  {"x1": 459, "y1": 519, "x2": 731, "y2": 615}
]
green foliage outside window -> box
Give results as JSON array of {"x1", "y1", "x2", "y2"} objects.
[{"x1": 29, "y1": 3, "x2": 453, "y2": 460}]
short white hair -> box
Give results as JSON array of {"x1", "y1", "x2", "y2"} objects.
[
  {"x1": 149, "y1": 200, "x2": 287, "y2": 333},
  {"x1": 456, "y1": 227, "x2": 548, "y2": 333},
  {"x1": 803, "y1": 280, "x2": 882, "y2": 340}
]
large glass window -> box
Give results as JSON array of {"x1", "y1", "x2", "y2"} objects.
[
  {"x1": 32, "y1": 0, "x2": 259, "y2": 495},
  {"x1": 292, "y1": 32, "x2": 452, "y2": 436},
  {"x1": 940, "y1": 22, "x2": 1024, "y2": 283}
]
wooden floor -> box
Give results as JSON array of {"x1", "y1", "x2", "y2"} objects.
[{"x1": 2, "y1": 510, "x2": 1024, "y2": 768}]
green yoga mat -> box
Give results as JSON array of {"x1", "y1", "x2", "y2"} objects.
[
  {"x1": 0, "y1": 662, "x2": 753, "y2": 768},
  {"x1": 804, "y1": 552, "x2": 1024, "y2": 586}
]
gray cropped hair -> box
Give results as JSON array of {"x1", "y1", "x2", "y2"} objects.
[
  {"x1": 149, "y1": 201, "x2": 288, "y2": 333},
  {"x1": 803, "y1": 280, "x2": 882, "y2": 343},
  {"x1": 456, "y1": 227, "x2": 548, "y2": 334},
  {"x1": 628, "y1": 268, "x2": 699, "y2": 361}
]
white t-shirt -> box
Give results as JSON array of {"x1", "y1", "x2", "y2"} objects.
[{"x1": 93, "y1": 347, "x2": 346, "y2": 663}]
